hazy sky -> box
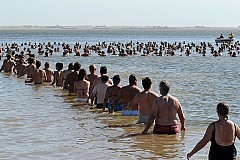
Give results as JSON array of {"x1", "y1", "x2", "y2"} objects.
[{"x1": 1, "y1": 0, "x2": 239, "y2": 27}]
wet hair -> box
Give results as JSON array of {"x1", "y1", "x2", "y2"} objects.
[
  {"x1": 129, "y1": 74, "x2": 137, "y2": 85},
  {"x1": 217, "y1": 102, "x2": 229, "y2": 120},
  {"x1": 142, "y1": 77, "x2": 152, "y2": 90},
  {"x1": 113, "y1": 75, "x2": 120, "y2": 85},
  {"x1": 73, "y1": 62, "x2": 81, "y2": 71},
  {"x1": 159, "y1": 80, "x2": 170, "y2": 94},
  {"x1": 78, "y1": 69, "x2": 87, "y2": 81},
  {"x1": 56, "y1": 62, "x2": 63, "y2": 71},
  {"x1": 6, "y1": 54, "x2": 11, "y2": 60},
  {"x1": 45, "y1": 62, "x2": 50, "y2": 68},
  {"x1": 100, "y1": 66, "x2": 107, "y2": 74},
  {"x1": 27, "y1": 57, "x2": 34, "y2": 64},
  {"x1": 36, "y1": 60, "x2": 41, "y2": 68},
  {"x1": 89, "y1": 64, "x2": 96, "y2": 72},
  {"x1": 101, "y1": 74, "x2": 109, "y2": 83},
  {"x1": 68, "y1": 63, "x2": 73, "y2": 70}
]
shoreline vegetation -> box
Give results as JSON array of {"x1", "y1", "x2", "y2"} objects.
[{"x1": 0, "y1": 25, "x2": 240, "y2": 30}]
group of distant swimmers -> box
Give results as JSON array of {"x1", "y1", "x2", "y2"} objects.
[
  {"x1": 0, "y1": 38, "x2": 240, "y2": 59},
  {"x1": 1, "y1": 41, "x2": 240, "y2": 159}
]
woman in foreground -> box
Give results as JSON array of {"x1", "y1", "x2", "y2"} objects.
[{"x1": 187, "y1": 102, "x2": 240, "y2": 160}]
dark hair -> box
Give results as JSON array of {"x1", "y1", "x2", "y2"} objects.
[
  {"x1": 36, "y1": 60, "x2": 41, "y2": 68},
  {"x1": 100, "y1": 66, "x2": 107, "y2": 74},
  {"x1": 78, "y1": 69, "x2": 87, "y2": 80},
  {"x1": 45, "y1": 62, "x2": 50, "y2": 68},
  {"x1": 73, "y1": 62, "x2": 81, "y2": 71},
  {"x1": 27, "y1": 57, "x2": 34, "y2": 64},
  {"x1": 159, "y1": 80, "x2": 170, "y2": 94},
  {"x1": 142, "y1": 77, "x2": 152, "y2": 90},
  {"x1": 129, "y1": 74, "x2": 137, "y2": 85},
  {"x1": 56, "y1": 62, "x2": 63, "y2": 71},
  {"x1": 217, "y1": 102, "x2": 229, "y2": 120},
  {"x1": 68, "y1": 63, "x2": 73, "y2": 70},
  {"x1": 113, "y1": 75, "x2": 120, "y2": 85},
  {"x1": 6, "y1": 54, "x2": 11, "y2": 59},
  {"x1": 101, "y1": 74, "x2": 109, "y2": 83},
  {"x1": 89, "y1": 64, "x2": 96, "y2": 72}
]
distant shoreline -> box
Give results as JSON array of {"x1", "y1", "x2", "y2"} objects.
[{"x1": 0, "y1": 25, "x2": 239, "y2": 30}]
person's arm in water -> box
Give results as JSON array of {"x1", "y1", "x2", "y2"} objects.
[
  {"x1": 187, "y1": 123, "x2": 213, "y2": 159},
  {"x1": 177, "y1": 104, "x2": 186, "y2": 130},
  {"x1": 109, "y1": 90, "x2": 121, "y2": 113},
  {"x1": 142, "y1": 98, "x2": 158, "y2": 134}
]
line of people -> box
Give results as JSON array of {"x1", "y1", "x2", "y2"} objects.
[{"x1": 1, "y1": 54, "x2": 240, "y2": 159}]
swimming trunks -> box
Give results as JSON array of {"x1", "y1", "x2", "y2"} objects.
[
  {"x1": 76, "y1": 98, "x2": 88, "y2": 103},
  {"x1": 137, "y1": 115, "x2": 150, "y2": 124},
  {"x1": 108, "y1": 102, "x2": 123, "y2": 112},
  {"x1": 153, "y1": 124, "x2": 179, "y2": 134},
  {"x1": 208, "y1": 122, "x2": 237, "y2": 160},
  {"x1": 122, "y1": 110, "x2": 139, "y2": 116}
]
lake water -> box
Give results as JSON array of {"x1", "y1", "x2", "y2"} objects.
[{"x1": 0, "y1": 27, "x2": 240, "y2": 159}]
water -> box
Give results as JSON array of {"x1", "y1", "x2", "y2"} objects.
[{"x1": 0, "y1": 27, "x2": 240, "y2": 159}]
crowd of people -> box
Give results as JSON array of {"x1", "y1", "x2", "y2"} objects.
[
  {"x1": 1, "y1": 41, "x2": 240, "y2": 159},
  {"x1": 0, "y1": 39, "x2": 240, "y2": 59}
]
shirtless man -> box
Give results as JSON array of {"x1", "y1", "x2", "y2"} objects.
[
  {"x1": 0, "y1": 54, "x2": 15, "y2": 73},
  {"x1": 109, "y1": 74, "x2": 142, "y2": 113},
  {"x1": 142, "y1": 80, "x2": 186, "y2": 134},
  {"x1": 51, "y1": 62, "x2": 63, "y2": 87},
  {"x1": 25, "y1": 57, "x2": 36, "y2": 79},
  {"x1": 92, "y1": 66, "x2": 112, "y2": 88},
  {"x1": 43, "y1": 61, "x2": 54, "y2": 82},
  {"x1": 91, "y1": 74, "x2": 111, "y2": 109},
  {"x1": 13, "y1": 58, "x2": 26, "y2": 77},
  {"x1": 103, "y1": 75, "x2": 122, "y2": 111},
  {"x1": 62, "y1": 62, "x2": 73, "y2": 85},
  {"x1": 87, "y1": 64, "x2": 100, "y2": 93},
  {"x1": 32, "y1": 60, "x2": 46, "y2": 84},
  {"x1": 63, "y1": 62, "x2": 81, "y2": 95},
  {"x1": 126, "y1": 77, "x2": 158, "y2": 124}
]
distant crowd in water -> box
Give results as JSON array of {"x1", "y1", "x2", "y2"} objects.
[
  {"x1": 1, "y1": 40, "x2": 240, "y2": 160},
  {"x1": 0, "y1": 39, "x2": 240, "y2": 59}
]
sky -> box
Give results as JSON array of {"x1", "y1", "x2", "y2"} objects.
[{"x1": 0, "y1": 0, "x2": 240, "y2": 27}]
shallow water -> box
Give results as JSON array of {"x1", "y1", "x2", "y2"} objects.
[{"x1": 0, "y1": 28, "x2": 240, "y2": 159}]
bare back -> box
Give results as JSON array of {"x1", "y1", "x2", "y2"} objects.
[
  {"x1": 154, "y1": 94, "x2": 180, "y2": 126},
  {"x1": 215, "y1": 120, "x2": 236, "y2": 146},
  {"x1": 119, "y1": 85, "x2": 141, "y2": 109},
  {"x1": 74, "y1": 80, "x2": 90, "y2": 99},
  {"x1": 33, "y1": 69, "x2": 46, "y2": 84},
  {"x1": 44, "y1": 68, "x2": 53, "y2": 82},
  {"x1": 138, "y1": 91, "x2": 158, "y2": 116}
]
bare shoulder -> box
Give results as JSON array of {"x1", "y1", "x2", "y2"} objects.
[
  {"x1": 149, "y1": 91, "x2": 159, "y2": 97},
  {"x1": 133, "y1": 86, "x2": 142, "y2": 92}
]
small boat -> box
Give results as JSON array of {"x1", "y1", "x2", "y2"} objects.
[{"x1": 215, "y1": 38, "x2": 234, "y2": 43}]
